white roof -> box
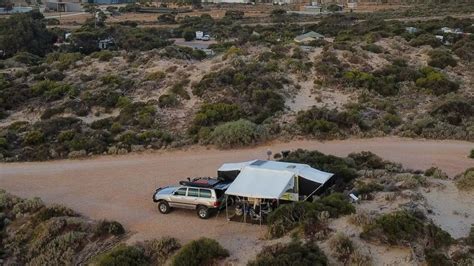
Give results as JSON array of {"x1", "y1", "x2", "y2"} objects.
[
  {"x1": 218, "y1": 160, "x2": 256, "y2": 172},
  {"x1": 222, "y1": 160, "x2": 334, "y2": 199},
  {"x1": 219, "y1": 160, "x2": 333, "y2": 184},
  {"x1": 225, "y1": 167, "x2": 294, "y2": 199}
]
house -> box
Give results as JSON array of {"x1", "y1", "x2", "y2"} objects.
[
  {"x1": 98, "y1": 38, "x2": 114, "y2": 50},
  {"x1": 46, "y1": 0, "x2": 83, "y2": 12},
  {"x1": 83, "y1": 0, "x2": 135, "y2": 4},
  {"x1": 294, "y1": 31, "x2": 324, "y2": 43},
  {"x1": 440, "y1": 27, "x2": 463, "y2": 35},
  {"x1": 405, "y1": 27, "x2": 418, "y2": 34}
]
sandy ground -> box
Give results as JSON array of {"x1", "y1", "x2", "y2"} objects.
[{"x1": 0, "y1": 137, "x2": 473, "y2": 264}]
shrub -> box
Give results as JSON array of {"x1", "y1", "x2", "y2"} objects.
[
  {"x1": 91, "y1": 50, "x2": 114, "y2": 61},
  {"x1": 361, "y1": 211, "x2": 424, "y2": 245},
  {"x1": 96, "y1": 245, "x2": 148, "y2": 266},
  {"x1": 455, "y1": 168, "x2": 474, "y2": 191},
  {"x1": 313, "y1": 193, "x2": 356, "y2": 218},
  {"x1": 35, "y1": 204, "x2": 77, "y2": 222},
  {"x1": 46, "y1": 52, "x2": 83, "y2": 70},
  {"x1": 361, "y1": 211, "x2": 452, "y2": 248},
  {"x1": 138, "y1": 237, "x2": 181, "y2": 265},
  {"x1": 424, "y1": 167, "x2": 448, "y2": 179},
  {"x1": 348, "y1": 211, "x2": 374, "y2": 227},
  {"x1": 469, "y1": 149, "x2": 474, "y2": 159},
  {"x1": 145, "y1": 71, "x2": 166, "y2": 81},
  {"x1": 248, "y1": 240, "x2": 328, "y2": 266},
  {"x1": 209, "y1": 119, "x2": 267, "y2": 148},
  {"x1": 158, "y1": 94, "x2": 178, "y2": 108},
  {"x1": 23, "y1": 130, "x2": 44, "y2": 145},
  {"x1": 348, "y1": 151, "x2": 387, "y2": 169},
  {"x1": 182, "y1": 30, "x2": 195, "y2": 41},
  {"x1": 267, "y1": 201, "x2": 320, "y2": 238},
  {"x1": 94, "y1": 220, "x2": 126, "y2": 237},
  {"x1": 31, "y1": 80, "x2": 75, "y2": 101},
  {"x1": 171, "y1": 237, "x2": 229, "y2": 266},
  {"x1": 409, "y1": 33, "x2": 442, "y2": 47},
  {"x1": 416, "y1": 67, "x2": 459, "y2": 95},
  {"x1": 328, "y1": 233, "x2": 354, "y2": 263},
  {"x1": 362, "y1": 43, "x2": 383, "y2": 53},
  {"x1": 189, "y1": 103, "x2": 242, "y2": 136},
  {"x1": 428, "y1": 49, "x2": 457, "y2": 69}
]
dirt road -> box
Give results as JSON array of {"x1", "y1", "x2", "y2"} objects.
[{"x1": 0, "y1": 137, "x2": 472, "y2": 263}]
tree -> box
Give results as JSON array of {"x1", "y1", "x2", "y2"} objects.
[
  {"x1": 0, "y1": 11, "x2": 54, "y2": 58},
  {"x1": 182, "y1": 30, "x2": 195, "y2": 41}
]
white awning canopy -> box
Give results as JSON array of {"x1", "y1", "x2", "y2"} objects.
[
  {"x1": 225, "y1": 167, "x2": 294, "y2": 199},
  {"x1": 223, "y1": 160, "x2": 334, "y2": 199}
]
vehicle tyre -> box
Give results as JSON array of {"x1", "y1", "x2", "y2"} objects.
[
  {"x1": 197, "y1": 205, "x2": 210, "y2": 219},
  {"x1": 158, "y1": 201, "x2": 171, "y2": 214}
]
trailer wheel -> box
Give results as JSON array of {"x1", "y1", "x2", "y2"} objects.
[
  {"x1": 197, "y1": 206, "x2": 210, "y2": 219},
  {"x1": 158, "y1": 201, "x2": 171, "y2": 214}
]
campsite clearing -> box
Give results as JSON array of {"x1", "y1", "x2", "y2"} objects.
[{"x1": 0, "y1": 137, "x2": 473, "y2": 264}]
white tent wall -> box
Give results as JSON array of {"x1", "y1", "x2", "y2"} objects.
[{"x1": 225, "y1": 167, "x2": 295, "y2": 199}]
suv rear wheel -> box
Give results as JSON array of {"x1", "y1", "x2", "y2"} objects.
[
  {"x1": 158, "y1": 201, "x2": 171, "y2": 214},
  {"x1": 197, "y1": 206, "x2": 210, "y2": 219}
]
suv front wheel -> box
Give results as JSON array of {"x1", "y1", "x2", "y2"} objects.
[
  {"x1": 197, "y1": 206, "x2": 210, "y2": 219},
  {"x1": 158, "y1": 201, "x2": 171, "y2": 214}
]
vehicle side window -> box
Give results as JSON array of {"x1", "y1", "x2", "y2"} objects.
[
  {"x1": 174, "y1": 188, "x2": 187, "y2": 196},
  {"x1": 199, "y1": 189, "x2": 212, "y2": 198},
  {"x1": 188, "y1": 188, "x2": 199, "y2": 197}
]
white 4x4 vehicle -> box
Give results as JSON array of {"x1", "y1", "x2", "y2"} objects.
[{"x1": 152, "y1": 178, "x2": 229, "y2": 219}]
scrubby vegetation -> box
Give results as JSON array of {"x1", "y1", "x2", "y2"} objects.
[
  {"x1": 361, "y1": 210, "x2": 452, "y2": 248},
  {"x1": 96, "y1": 237, "x2": 181, "y2": 266},
  {"x1": 1, "y1": 9, "x2": 473, "y2": 161},
  {"x1": 0, "y1": 190, "x2": 125, "y2": 265},
  {"x1": 455, "y1": 168, "x2": 474, "y2": 191},
  {"x1": 267, "y1": 193, "x2": 355, "y2": 238},
  {"x1": 171, "y1": 237, "x2": 229, "y2": 266},
  {"x1": 248, "y1": 239, "x2": 328, "y2": 266}
]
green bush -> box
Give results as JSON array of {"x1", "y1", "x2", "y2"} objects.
[
  {"x1": 248, "y1": 240, "x2": 328, "y2": 266},
  {"x1": 182, "y1": 30, "x2": 195, "y2": 41},
  {"x1": 31, "y1": 80, "x2": 75, "y2": 101},
  {"x1": 313, "y1": 193, "x2": 356, "y2": 218},
  {"x1": 328, "y1": 233, "x2": 354, "y2": 263},
  {"x1": 209, "y1": 119, "x2": 267, "y2": 148},
  {"x1": 267, "y1": 201, "x2": 320, "y2": 238},
  {"x1": 416, "y1": 67, "x2": 459, "y2": 95},
  {"x1": 428, "y1": 49, "x2": 457, "y2": 69},
  {"x1": 96, "y1": 245, "x2": 148, "y2": 266},
  {"x1": 409, "y1": 33, "x2": 442, "y2": 48},
  {"x1": 361, "y1": 211, "x2": 452, "y2": 248},
  {"x1": 94, "y1": 220, "x2": 126, "y2": 237},
  {"x1": 90, "y1": 50, "x2": 114, "y2": 61},
  {"x1": 46, "y1": 52, "x2": 83, "y2": 70},
  {"x1": 469, "y1": 149, "x2": 474, "y2": 159},
  {"x1": 138, "y1": 237, "x2": 181, "y2": 265},
  {"x1": 158, "y1": 94, "x2": 179, "y2": 108},
  {"x1": 362, "y1": 43, "x2": 383, "y2": 53},
  {"x1": 361, "y1": 211, "x2": 424, "y2": 245},
  {"x1": 172, "y1": 238, "x2": 229, "y2": 266},
  {"x1": 23, "y1": 130, "x2": 45, "y2": 145},
  {"x1": 455, "y1": 168, "x2": 474, "y2": 191},
  {"x1": 189, "y1": 103, "x2": 242, "y2": 137}
]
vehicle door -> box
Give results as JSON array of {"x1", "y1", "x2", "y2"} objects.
[
  {"x1": 198, "y1": 188, "x2": 213, "y2": 207},
  {"x1": 186, "y1": 188, "x2": 200, "y2": 209},
  {"x1": 169, "y1": 187, "x2": 188, "y2": 208}
]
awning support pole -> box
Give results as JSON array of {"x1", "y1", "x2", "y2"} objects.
[
  {"x1": 225, "y1": 195, "x2": 228, "y2": 221},
  {"x1": 303, "y1": 183, "x2": 324, "y2": 202}
]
